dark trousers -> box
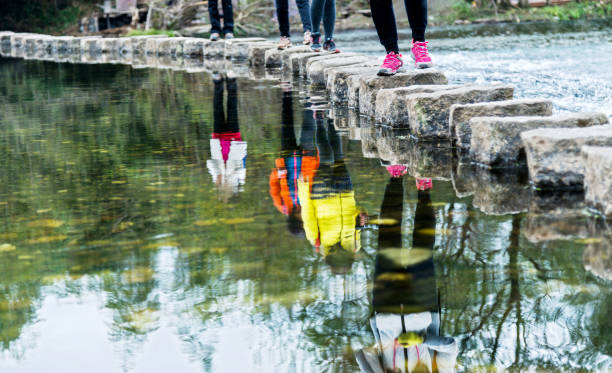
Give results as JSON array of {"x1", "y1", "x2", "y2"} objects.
[
  {"x1": 276, "y1": 0, "x2": 312, "y2": 37},
  {"x1": 209, "y1": 0, "x2": 234, "y2": 34},
  {"x1": 372, "y1": 178, "x2": 437, "y2": 313},
  {"x1": 310, "y1": 0, "x2": 336, "y2": 40},
  {"x1": 213, "y1": 79, "x2": 239, "y2": 133},
  {"x1": 281, "y1": 91, "x2": 298, "y2": 155},
  {"x1": 370, "y1": 0, "x2": 427, "y2": 53}
]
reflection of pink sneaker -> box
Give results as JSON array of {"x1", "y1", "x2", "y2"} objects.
[
  {"x1": 378, "y1": 52, "x2": 404, "y2": 76},
  {"x1": 386, "y1": 165, "x2": 407, "y2": 178},
  {"x1": 411, "y1": 40, "x2": 433, "y2": 69},
  {"x1": 416, "y1": 178, "x2": 433, "y2": 190}
]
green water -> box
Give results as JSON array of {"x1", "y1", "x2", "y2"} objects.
[{"x1": 0, "y1": 57, "x2": 610, "y2": 372}]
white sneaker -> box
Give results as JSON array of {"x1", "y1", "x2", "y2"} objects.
[
  {"x1": 303, "y1": 31, "x2": 311, "y2": 45},
  {"x1": 210, "y1": 32, "x2": 220, "y2": 41},
  {"x1": 278, "y1": 36, "x2": 292, "y2": 50}
]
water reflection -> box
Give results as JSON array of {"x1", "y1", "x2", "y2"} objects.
[
  {"x1": 0, "y1": 58, "x2": 610, "y2": 372},
  {"x1": 358, "y1": 177, "x2": 458, "y2": 372},
  {"x1": 208, "y1": 75, "x2": 247, "y2": 201}
]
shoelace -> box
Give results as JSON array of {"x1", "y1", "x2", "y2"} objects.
[
  {"x1": 383, "y1": 52, "x2": 402, "y2": 69},
  {"x1": 413, "y1": 41, "x2": 430, "y2": 59}
]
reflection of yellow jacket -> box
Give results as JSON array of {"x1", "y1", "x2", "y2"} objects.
[{"x1": 298, "y1": 179, "x2": 361, "y2": 254}]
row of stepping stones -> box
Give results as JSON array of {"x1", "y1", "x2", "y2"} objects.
[{"x1": 1, "y1": 30, "x2": 611, "y2": 218}]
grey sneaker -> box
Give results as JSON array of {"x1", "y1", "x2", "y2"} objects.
[
  {"x1": 210, "y1": 32, "x2": 220, "y2": 41},
  {"x1": 224, "y1": 32, "x2": 234, "y2": 39},
  {"x1": 303, "y1": 30, "x2": 311, "y2": 45}
]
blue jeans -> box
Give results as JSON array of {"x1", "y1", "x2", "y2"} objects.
[
  {"x1": 209, "y1": 0, "x2": 234, "y2": 34},
  {"x1": 310, "y1": 0, "x2": 335, "y2": 40},
  {"x1": 276, "y1": 0, "x2": 312, "y2": 37}
]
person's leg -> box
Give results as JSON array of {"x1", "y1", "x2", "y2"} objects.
[
  {"x1": 322, "y1": 0, "x2": 335, "y2": 41},
  {"x1": 281, "y1": 91, "x2": 298, "y2": 154},
  {"x1": 315, "y1": 114, "x2": 333, "y2": 165},
  {"x1": 213, "y1": 79, "x2": 225, "y2": 133},
  {"x1": 221, "y1": 0, "x2": 234, "y2": 35},
  {"x1": 295, "y1": 0, "x2": 312, "y2": 32},
  {"x1": 405, "y1": 0, "x2": 427, "y2": 42},
  {"x1": 225, "y1": 78, "x2": 239, "y2": 133},
  {"x1": 310, "y1": 0, "x2": 325, "y2": 36},
  {"x1": 369, "y1": 0, "x2": 399, "y2": 54},
  {"x1": 276, "y1": 0, "x2": 291, "y2": 37},
  {"x1": 208, "y1": 0, "x2": 222, "y2": 34}
]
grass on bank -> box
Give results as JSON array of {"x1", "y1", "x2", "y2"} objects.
[
  {"x1": 447, "y1": 0, "x2": 612, "y2": 22},
  {"x1": 126, "y1": 29, "x2": 177, "y2": 37}
]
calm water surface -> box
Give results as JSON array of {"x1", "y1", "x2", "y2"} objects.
[{"x1": 0, "y1": 30, "x2": 611, "y2": 373}]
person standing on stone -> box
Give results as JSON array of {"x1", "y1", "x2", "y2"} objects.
[
  {"x1": 371, "y1": 0, "x2": 433, "y2": 75},
  {"x1": 310, "y1": 0, "x2": 340, "y2": 53},
  {"x1": 276, "y1": 0, "x2": 313, "y2": 49},
  {"x1": 209, "y1": 0, "x2": 234, "y2": 41}
]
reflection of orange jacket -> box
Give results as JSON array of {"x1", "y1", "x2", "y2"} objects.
[{"x1": 269, "y1": 155, "x2": 319, "y2": 216}]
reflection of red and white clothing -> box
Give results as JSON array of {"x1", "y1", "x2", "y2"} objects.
[{"x1": 206, "y1": 132, "x2": 247, "y2": 195}]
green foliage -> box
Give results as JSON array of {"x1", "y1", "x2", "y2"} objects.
[
  {"x1": 451, "y1": 0, "x2": 478, "y2": 20},
  {"x1": 126, "y1": 29, "x2": 177, "y2": 37},
  {"x1": 0, "y1": 0, "x2": 96, "y2": 33}
]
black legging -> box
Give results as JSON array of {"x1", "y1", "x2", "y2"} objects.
[
  {"x1": 213, "y1": 79, "x2": 239, "y2": 134},
  {"x1": 369, "y1": 0, "x2": 427, "y2": 54}
]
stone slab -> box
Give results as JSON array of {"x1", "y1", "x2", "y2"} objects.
[
  {"x1": 521, "y1": 125, "x2": 612, "y2": 189},
  {"x1": 183, "y1": 38, "x2": 205, "y2": 56},
  {"x1": 301, "y1": 52, "x2": 361, "y2": 78},
  {"x1": 278, "y1": 45, "x2": 315, "y2": 69},
  {"x1": 204, "y1": 39, "x2": 225, "y2": 57},
  {"x1": 375, "y1": 84, "x2": 464, "y2": 124},
  {"x1": 359, "y1": 70, "x2": 449, "y2": 117},
  {"x1": 452, "y1": 99, "x2": 553, "y2": 149},
  {"x1": 224, "y1": 37, "x2": 266, "y2": 59},
  {"x1": 406, "y1": 84, "x2": 515, "y2": 136},
  {"x1": 582, "y1": 146, "x2": 612, "y2": 217},
  {"x1": 327, "y1": 66, "x2": 378, "y2": 103},
  {"x1": 248, "y1": 42, "x2": 278, "y2": 66},
  {"x1": 130, "y1": 35, "x2": 164, "y2": 55},
  {"x1": 288, "y1": 52, "x2": 324, "y2": 75},
  {"x1": 307, "y1": 56, "x2": 374, "y2": 87},
  {"x1": 0, "y1": 31, "x2": 14, "y2": 45},
  {"x1": 470, "y1": 113, "x2": 609, "y2": 166}
]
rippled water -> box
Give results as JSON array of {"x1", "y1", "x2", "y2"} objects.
[{"x1": 0, "y1": 24, "x2": 611, "y2": 372}]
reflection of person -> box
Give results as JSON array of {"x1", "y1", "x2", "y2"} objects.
[
  {"x1": 206, "y1": 76, "x2": 247, "y2": 202},
  {"x1": 298, "y1": 109, "x2": 366, "y2": 273},
  {"x1": 357, "y1": 176, "x2": 458, "y2": 372},
  {"x1": 269, "y1": 91, "x2": 316, "y2": 237}
]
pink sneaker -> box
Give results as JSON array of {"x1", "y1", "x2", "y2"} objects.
[
  {"x1": 411, "y1": 40, "x2": 433, "y2": 69},
  {"x1": 386, "y1": 165, "x2": 407, "y2": 178},
  {"x1": 378, "y1": 52, "x2": 404, "y2": 76},
  {"x1": 416, "y1": 178, "x2": 433, "y2": 191}
]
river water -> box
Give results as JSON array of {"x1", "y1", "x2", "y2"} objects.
[{"x1": 0, "y1": 22, "x2": 611, "y2": 372}]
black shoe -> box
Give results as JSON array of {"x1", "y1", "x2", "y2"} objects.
[
  {"x1": 323, "y1": 39, "x2": 339, "y2": 53},
  {"x1": 310, "y1": 33, "x2": 321, "y2": 52}
]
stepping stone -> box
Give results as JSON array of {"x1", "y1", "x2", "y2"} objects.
[
  {"x1": 0, "y1": 31, "x2": 13, "y2": 45},
  {"x1": 248, "y1": 42, "x2": 278, "y2": 66},
  {"x1": 301, "y1": 52, "x2": 360, "y2": 78},
  {"x1": 82, "y1": 37, "x2": 103, "y2": 55},
  {"x1": 452, "y1": 99, "x2": 553, "y2": 150},
  {"x1": 118, "y1": 37, "x2": 133, "y2": 55},
  {"x1": 265, "y1": 45, "x2": 312, "y2": 68},
  {"x1": 131, "y1": 35, "x2": 164, "y2": 55},
  {"x1": 224, "y1": 37, "x2": 266, "y2": 59},
  {"x1": 288, "y1": 52, "x2": 324, "y2": 75},
  {"x1": 401, "y1": 84, "x2": 515, "y2": 136},
  {"x1": 203, "y1": 39, "x2": 225, "y2": 57},
  {"x1": 327, "y1": 66, "x2": 378, "y2": 103},
  {"x1": 307, "y1": 55, "x2": 373, "y2": 87},
  {"x1": 158, "y1": 37, "x2": 189, "y2": 56},
  {"x1": 470, "y1": 113, "x2": 609, "y2": 167},
  {"x1": 375, "y1": 84, "x2": 463, "y2": 124},
  {"x1": 100, "y1": 38, "x2": 120, "y2": 54},
  {"x1": 582, "y1": 146, "x2": 612, "y2": 217},
  {"x1": 521, "y1": 125, "x2": 612, "y2": 190},
  {"x1": 359, "y1": 70, "x2": 449, "y2": 117},
  {"x1": 183, "y1": 38, "x2": 205, "y2": 57},
  {"x1": 54, "y1": 36, "x2": 79, "y2": 54}
]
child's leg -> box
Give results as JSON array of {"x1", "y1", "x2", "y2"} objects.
[
  {"x1": 322, "y1": 0, "x2": 336, "y2": 41},
  {"x1": 295, "y1": 0, "x2": 312, "y2": 33},
  {"x1": 405, "y1": 0, "x2": 427, "y2": 41},
  {"x1": 208, "y1": 0, "x2": 222, "y2": 34},
  {"x1": 225, "y1": 79, "x2": 239, "y2": 132},
  {"x1": 221, "y1": 0, "x2": 234, "y2": 34},
  {"x1": 276, "y1": 0, "x2": 291, "y2": 37},
  {"x1": 369, "y1": 0, "x2": 400, "y2": 54},
  {"x1": 213, "y1": 80, "x2": 226, "y2": 133}
]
